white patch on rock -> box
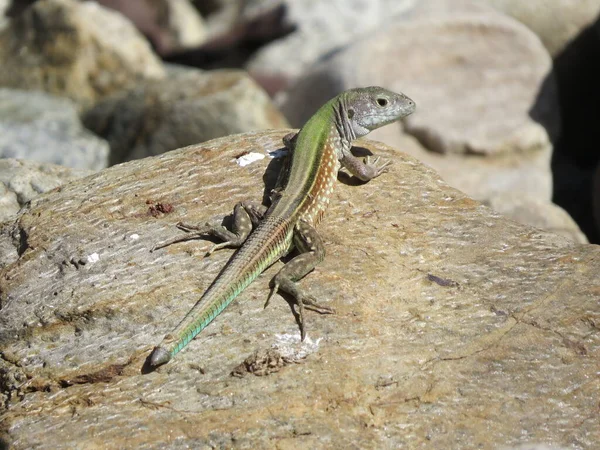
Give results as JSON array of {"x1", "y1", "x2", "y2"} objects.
[
  {"x1": 236, "y1": 152, "x2": 266, "y2": 167},
  {"x1": 273, "y1": 333, "x2": 322, "y2": 361},
  {"x1": 87, "y1": 252, "x2": 100, "y2": 263}
]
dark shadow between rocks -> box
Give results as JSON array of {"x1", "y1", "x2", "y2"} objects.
[{"x1": 531, "y1": 13, "x2": 600, "y2": 243}]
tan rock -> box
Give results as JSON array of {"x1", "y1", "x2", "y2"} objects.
[
  {"x1": 84, "y1": 66, "x2": 289, "y2": 164},
  {"x1": 486, "y1": 192, "x2": 588, "y2": 244},
  {"x1": 247, "y1": 0, "x2": 417, "y2": 86},
  {"x1": 370, "y1": 129, "x2": 552, "y2": 202},
  {"x1": 0, "y1": 0, "x2": 165, "y2": 109},
  {"x1": 1, "y1": 130, "x2": 598, "y2": 448},
  {"x1": 480, "y1": 0, "x2": 600, "y2": 56}
]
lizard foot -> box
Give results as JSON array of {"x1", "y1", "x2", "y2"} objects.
[{"x1": 364, "y1": 155, "x2": 392, "y2": 178}]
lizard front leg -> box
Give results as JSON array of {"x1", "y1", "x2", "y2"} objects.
[
  {"x1": 152, "y1": 200, "x2": 267, "y2": 254},
  {"x1": 340, "y1": 148, "x2": 392, "y2": 181},
  {"x1": 264, "y1": 219, "x2": 334, "y2": 340}
]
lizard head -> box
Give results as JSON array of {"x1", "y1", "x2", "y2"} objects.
[{"x1": 343, "y1": 86, "x2": 415, "y2": 138}]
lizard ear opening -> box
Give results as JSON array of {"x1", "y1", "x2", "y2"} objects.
[{"x1": 347, "y1": 108, "x2": 355, "y2": 119}]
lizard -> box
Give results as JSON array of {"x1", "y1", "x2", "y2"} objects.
[{"x1": 149, "y1": 86, "x2": 415, "y2": 368}]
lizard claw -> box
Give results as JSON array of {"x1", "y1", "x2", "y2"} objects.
[
  {"x1": 365, "y1": 155, "x2": 392, "y2": 178},
  {"x1": 264, "y1": 282, "x2": 279, "y2": 309},
  {"x1": 296, "y1": 294, "x2": 335, "y2": 341}
]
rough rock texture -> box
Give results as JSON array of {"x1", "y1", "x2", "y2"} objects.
[
  {"x1": 1, "y1": 131, "x2": 598, "y2": 449},
  {"x1": 0, "y1": 89, "x2": 109, "y2": 170},
  {"x1": 0, "y1": 158, "x2": 93, "y2": 223},
  {"x1": 486, "y1": 192, "x2": 588, "y2": 244},
  {"x1": 480, "y1": 0, "x2": 600, "y2": 56},
  {"x1": 247, "y1": 0, "x2": 416, "y2": 87},
  {"x1": 84, "y1": 66, "x2": 289, "y2": 164},
  {"x1": 0, "y1": 0, "x2": 165, "y2": 110},
  {"x1": 96, "y1": 0, "x2": 207, "y2": 54}
]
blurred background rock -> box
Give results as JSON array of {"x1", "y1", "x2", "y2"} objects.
[{"x1": 1, "y1": 0, "x2": 599, "y2": 243}]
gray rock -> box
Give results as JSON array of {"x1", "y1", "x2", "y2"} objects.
[
  {"x1": 0, "y1": 0, "x2": 165, "y2": 110},
  {"x1": 247, "y1": 0, "x2": 416, "y2": 87},
  {"x1": 0, "y1": 158, "x2": 93, "y2": 223},
  {"x1": 0, "y1": 89, "x2": 109, "y2": 170},
  {"x1": 480, "y1": 0, "x2": 600, "y2": 56},
  {"x1": 486, "y1": 192, "x2": 588, "y2": 244},
  {"x1": 84, "y1": 66, "x2": 289, "y2": 164},
  {"x1": 0, "y1": 181, "x2": 18, "y2": 221},
  {"x1": 0, "y1": 130, "x2": 598, "y2": 448}
]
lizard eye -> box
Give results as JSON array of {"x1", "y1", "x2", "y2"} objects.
[
  {"x1": 377, "y1": 97, "x2": 389, "y2": 107},
  {"x1": 347, "y1": 108, "x2": 355, "y2": 119}
]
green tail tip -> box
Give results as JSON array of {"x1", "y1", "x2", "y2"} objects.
[{"x1": 149, "y1": 346, "x2": 171, "y2": 368}]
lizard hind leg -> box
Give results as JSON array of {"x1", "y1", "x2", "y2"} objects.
[
  {"x1": 266, "y1": 219, "x2": 335, "y2": 340},
  {"x1": 152, "y1": 200, "x2": 267, "y2": 254}
]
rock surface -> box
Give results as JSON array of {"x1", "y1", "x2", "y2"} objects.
[
  {"x1": 486, "y1": 192, "x2": 588, "y2": 244},
  {"x1": 371, "y1": 130, "x2": 552, "y2": 204},
  {"x1": 0, "y1": 158, "x2": 93, "y2": 223},
  {"x1": 0, "y1": 89, "x2": 109, "y2": 170},
  {"x1": 1, "y1": 131, "x2": 598, "y2": 449},
  {"x1": 84, "y1": 66, "x2": 289, "y2": 164},
  {"x1": 480, "y1": 0, "x2": 600, "y2": 56},
  {"x1": 247, "y1": 0, "x2": 416, "y2": 87},
  {"x1": 0, "y1": 0, "x2": 165, "y2": 110}
]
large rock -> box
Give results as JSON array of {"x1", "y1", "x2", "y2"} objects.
[
  {"x1": 246, "y1": 0, "x2": 416, "y2": 89},
  {"x1": 0, "y1": 0, "x2": 165, "y2": 110},
  {"x1": 480, "y1": 0, "x2": 600, "y2": 56},
  {"x1": 486, "y1": 192, "x2": 588, "y2": 244},
  {"x1": 84, "y1": 66, "x2": 289, "y2": 164},
  {"x1": 0, "y1": 89, "x2": 109, "y2": 170},
  {"x1": 0, "y1": 158, "x2": 93, "y2": 223},
  {"x1": 372, "y1": 130, "x2": 552, "y2": 204},
  {"x1": 280, "y1": 0, "x2": 557, "y2": 202},
  {"x1": 1, "y1": 130, "x2": 598, "y2": 449}
]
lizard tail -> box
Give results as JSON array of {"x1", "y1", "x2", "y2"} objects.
[
  {"x1": 149, "y1": 346, "x2": 171, "y2": 367},
  {"x1": 150, "y1": 215, "x2": 293, "y2": 367}
]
